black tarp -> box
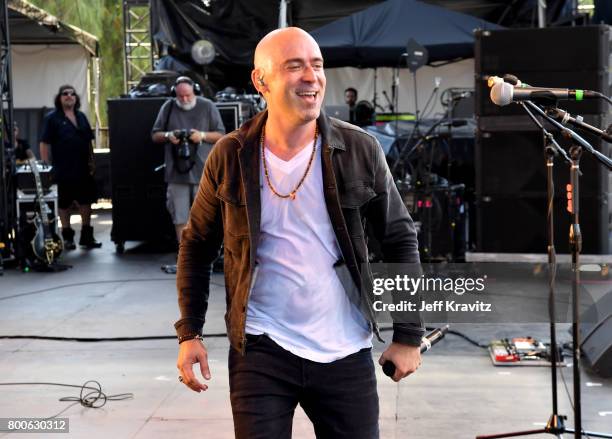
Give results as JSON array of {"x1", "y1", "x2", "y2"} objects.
[
  {"x1": 309, "y1": 0, "x2": 503, "y2": 68},
  {"x1": 150, "y1": 0, "x2": 277, "y2": 92},
  {"x1": 150, "y1": 0, "x2": 386, "y2": 91},
  {"x1": 149, "y1": 0, "x2": 525, "y2": 90}
]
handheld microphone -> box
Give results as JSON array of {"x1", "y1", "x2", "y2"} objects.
[
  {"x1": 490, "y1": 81, "x2": 598, "y2": 106},
  {"x1": 382, "y1": 325, "x2": 450, "y2": 377}
]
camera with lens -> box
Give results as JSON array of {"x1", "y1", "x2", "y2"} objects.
[{"x1": 172, "y1": 129, "x2": 191, "y2": 160}]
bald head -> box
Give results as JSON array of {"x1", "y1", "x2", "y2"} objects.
[
  {"x1": 252, "y1": 27, "x2": 325, "y2": 125},
  {"x1": 253, "y1": 27, "x2": 322, "y2": 85}
]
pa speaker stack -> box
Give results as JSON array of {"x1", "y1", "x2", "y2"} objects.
[
  {"x1": 108, "y1": 98, "x2": 175, "y2": 251},
  {"x1": 474, "y1": 26, "x2": 610, "y2": 254}
]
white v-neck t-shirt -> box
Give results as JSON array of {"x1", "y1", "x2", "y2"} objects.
[{"x1": 245, "y1": 135, "x2": 372, "y2": 363}]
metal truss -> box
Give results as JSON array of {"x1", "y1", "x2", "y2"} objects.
[
  {"x1": 122, "y1": 0, "x2": 155, "y2": 93},
  {"x1": 0, "y1": 0, "x2": 15, "y2": 266}
]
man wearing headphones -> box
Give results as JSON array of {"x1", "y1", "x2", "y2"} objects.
[{"x1": 152, "y1": 76, "x2": 225, "y2": 273}]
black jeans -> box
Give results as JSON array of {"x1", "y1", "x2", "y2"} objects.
[{"x1": 228, "y1": 334, "x2": 379, "y2": 439}]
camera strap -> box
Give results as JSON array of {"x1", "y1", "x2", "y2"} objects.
[{"x1": 163, "y1": 99, "x2": 174, "y2": 132}]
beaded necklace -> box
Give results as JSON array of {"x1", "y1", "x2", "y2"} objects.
[{"x1": 260, "y1": 125, "x2": 318, "y2": 201}]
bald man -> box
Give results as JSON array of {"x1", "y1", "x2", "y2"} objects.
[{"x1": 175, "y1": 27, "x2": 423, "y2": 439}]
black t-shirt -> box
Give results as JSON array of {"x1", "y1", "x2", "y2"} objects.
[{"x1": 40, "y1": 109, "x2": 94, "y2": 182}]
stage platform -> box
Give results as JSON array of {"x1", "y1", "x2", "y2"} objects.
[{"x1": 0, "y1": 211, "x2": 611, "y2": 438}]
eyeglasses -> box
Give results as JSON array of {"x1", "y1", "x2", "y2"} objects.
[{"x1": 61, "y1": 91, "x2": 76, "y2": 96}]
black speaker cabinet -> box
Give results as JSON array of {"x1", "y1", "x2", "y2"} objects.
[
  {"x1": 476, "y1": 194, "x2": 608, "y2": 254},
  {"x1": 476, "y1": 115, "x2": 609, "y2": 197},
  {"x1": 579, "y1": 291, "x2": 612, "y2": 377},
  {"x1": 475, "y1": 114, "x2": 610, "y2": 254},
  {"x1": 475, "y1": 25, "x2": 611, "y2": 116},
  {"x1": 108, "y1": 97, "x2": 175, "y2": 250}
]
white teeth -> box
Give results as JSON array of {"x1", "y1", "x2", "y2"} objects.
[{"x1": 297, "y1": 92, "x2": 316, "y2": 96}]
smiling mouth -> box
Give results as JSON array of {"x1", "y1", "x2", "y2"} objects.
[{"x1": 296, "y1": 91, "x2": 319, "y2": 104}]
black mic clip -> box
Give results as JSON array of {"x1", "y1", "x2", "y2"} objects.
[{"x1": 546, "y1": 106, "x2": 612, "y2": 144}]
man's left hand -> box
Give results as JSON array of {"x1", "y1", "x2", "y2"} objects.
[
  {"x1": 378, "y1": 342, "x2": 421, "y2": 382},
  {"x1": 189, "y1": 129, "x2": 204, "y2": 144}
]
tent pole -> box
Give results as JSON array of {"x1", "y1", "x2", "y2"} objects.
[
  {"x1": 278, "y1": 0, "x2": 288, "y2": 28},
  {"x1": 538, "y1": 0, "x2": 547, "y2": 28},
  {"x1": 413, "y1": 70, "x2": 418, "y2": 122}
]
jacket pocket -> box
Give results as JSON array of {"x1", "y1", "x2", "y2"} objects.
[
  {"x1": 216, "y1": 182, "x2": 249, "y2": 238},
  {"x1": 339, "y1": 181, "x2": 377, "y2": 209},
  {"x1": 340, "y1": 181, "x2": 376, "y2": 238}
]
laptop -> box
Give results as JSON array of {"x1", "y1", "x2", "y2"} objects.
[{"x1": 325, "y1": 104, "x2": 350, "y2": 122}]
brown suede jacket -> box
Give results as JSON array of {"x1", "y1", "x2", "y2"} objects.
[{"x1": 175, "y1": 110, "x2": 424, "y2": 354}]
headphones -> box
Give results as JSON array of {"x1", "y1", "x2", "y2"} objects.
[{"x1": 171, "y1": 76, "x2": 201, "y2": 96}]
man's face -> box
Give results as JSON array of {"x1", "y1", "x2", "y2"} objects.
[
  {"x1": 60, "y1": 89, "x2": 76, "y2": 109},
  {"x1": 262, "y1": 32, "x2": 326, "y2": 124},
  {"x1": 345, "y1": 90, "x2": 357, "y2": 107},
  {"x1": 175, "y1": 83, "x2": 196, "y2": 110}
]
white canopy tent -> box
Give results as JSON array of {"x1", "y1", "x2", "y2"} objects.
[
  {"x1": 11, "y1": 44, "x2": 91, "y2": 112},
  {"x1": 8, "y1": 0, "x2": 100, "y2": 149}
]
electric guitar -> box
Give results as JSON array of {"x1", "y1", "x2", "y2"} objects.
[{"x1": 27, "y1": 159, "x2": 63, "y2": 265}]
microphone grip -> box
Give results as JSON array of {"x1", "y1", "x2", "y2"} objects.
[
  {"x1": 383, "y1": 325, "x2": 449, "y2": 377},
  {"x1": 383, "y1": 360, "x2": 396, "y2": 377}
]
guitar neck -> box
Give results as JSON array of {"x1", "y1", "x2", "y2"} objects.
[{"x1": 27, "y1": 159, "x2": 51, "y2": 226}]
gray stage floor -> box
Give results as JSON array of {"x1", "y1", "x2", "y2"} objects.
[{"x1": 0, "y1": 211, "x2": 611, "y2": 438}]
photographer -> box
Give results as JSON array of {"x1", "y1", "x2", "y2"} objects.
[{"x1": 151, "y1": 77, "x2": 225, "y2": 269}]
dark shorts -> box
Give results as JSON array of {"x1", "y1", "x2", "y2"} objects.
[{"x1": 57, "y1": 176, "x2": 98, "y2": 209}]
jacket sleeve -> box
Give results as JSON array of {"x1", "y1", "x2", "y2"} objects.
[
  {"x1": 174, "y1": 145, "x2": 224, "y2": 339},
  {"x1": 366, "y1": 136, "x2": 425, "y2": 346}
]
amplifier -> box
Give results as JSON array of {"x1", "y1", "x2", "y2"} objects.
[
  {"x1": 215, "y1": 102, "x2": 255, "y2": 132},
  {"x1": 16, "y1": 186, "x2": 59, "y2": 226},
  {"x1": 15, "y1": 162, "x2": 54, "y2": 194}
]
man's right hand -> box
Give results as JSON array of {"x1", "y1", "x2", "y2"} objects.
[
  {"x1": 168, "y1": 132, "x2": 180, "y2": 145},
  {"x1": 177, "y1": 338, "x2": 211, "y2": 392}
]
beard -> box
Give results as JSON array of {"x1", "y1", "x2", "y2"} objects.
[{"x1": 176, "y1": 98, "x2": 196, "y2": 111}]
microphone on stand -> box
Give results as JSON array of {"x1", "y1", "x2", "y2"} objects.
[
  {"x1": 486, "y1": 75, "x2": 504, "y2": 88},
  {"x1": 490, "y1": 81, "x2": 600, "y2": 106},
  {"x1": 382, "y1": 325, "x2": 450, "y2": 377},
  {"x1": 487, "y1": 74, "x2": 529, "y2": 89},
  {"x1": 501, "y1": 73, "x2": 529, "y2": 88},
  {"x1": 546, "y1": 107, "x2": 612, "y2": 144}
]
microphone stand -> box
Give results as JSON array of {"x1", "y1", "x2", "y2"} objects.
[
  {"x1": 478, "y1": 100, "x2": 612, "y2": 439},
  {"x1": 391, "y1": 117, "x2": 453, "y2": 176},
  {"x1": 544, "y1": 107, "x2": 612, "y2": 169},
  {"x1": 476, "y1": 100, "x2": 571, "y2": 439},
  {"x1": 527, "y1": 102, "x2": 612, "y2": 439}
]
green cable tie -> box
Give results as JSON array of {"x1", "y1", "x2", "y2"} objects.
[{"x1": 576, "y1": 89, "x2": 584, "y2": 101}]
